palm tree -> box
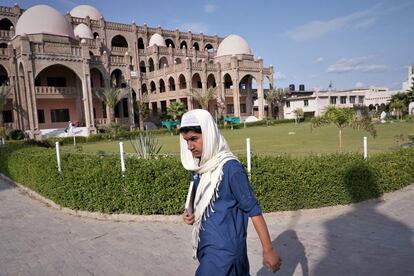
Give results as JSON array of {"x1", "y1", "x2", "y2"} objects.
[
  {"x1": 311, "y1": 106, "x2": 377, "y2": 152},
  {"x1": 264, "y1": 89, "x2": 278, "y2": 118},
  {"x1": 188, "y1": 87, "x2": 216, "y2": 110},
  {"x1": 266, "y1": 88, "x2": 287, "y2": 119},
  {"x1": 134, "y1": 94, "x2": 149, "y2": 130},
  {"x1": 94, "y1": 87, "x2": 127, "y2": 123},
  {"x1": 390, "y1": 100, "x2": 406, "y2": 121},
  {"x1": 167, "y1": 101, "x2": 186, "y2": 120},
  {"x1": 0, "y1": 84, "x2": 12, "y2": 128}
]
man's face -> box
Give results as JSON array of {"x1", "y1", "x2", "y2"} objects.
[{"x1": 182, "y1": 130, "x2": 203, "y2": 158}]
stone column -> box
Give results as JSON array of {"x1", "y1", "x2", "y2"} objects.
[
  {"x1": 24, "y1": 62, "x2": 40, "y2": 138},
  {"x1": 81, "y1": 40, "x2": 96, "y2": 134},
  {"x1": 257, "y1": 74, "x2": 264, "y2": 119}
]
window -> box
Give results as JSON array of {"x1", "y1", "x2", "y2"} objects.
[
  {"x1": 340, "y1": 96, "x2": 347, "y2": 104},
  {"x1": 47, "y1": 77, "x2": 66, "y2": 87},
  {"x1": 350, "y1": 96, "x2": 356, "y2": 104},
  {"x1": 3, "y1": 110, "x2": 13, "y2": 123},
  {"x1": 358, "y1": 96, "x2": 364, "y2": 104},
  {"x1": 330, "y1": 97, "x2": 337, "y2": 105},
  {"x1": 50, "y1": 109, "x2": 69, "y2": 123},
  {"x1": 304, "y1": 99, "x2": 309, "y2": 107},
  {"x1": 227, "y1": 104, "x2": 234, "y2": 114},
  {"x1": 286, "y1": 101, "x2": 290, "y2": 108},
  {"x1": 240, "y1": 104, "x2": 247, "y2": 113},
  {"x1": 122, "y1": 98, "x2": 128, "y2": 117},
  {"x1": 37, "y1": 109, "x2": 45, "y2": 124}
]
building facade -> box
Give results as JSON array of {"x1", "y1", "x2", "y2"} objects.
[
  {"x1": 283, "y1": 87, "x2": 397, "y2": 119},
  {"x1": 0, "y1": 4, "x2": 273, "y2": 138}
]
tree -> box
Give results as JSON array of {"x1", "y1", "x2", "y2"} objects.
[
  {"x1": 390, "y1": 99, "x2": 406, "y2": 121},
  {"x1": 292, "y1": 108, "x2": 304, "y2": 124},
  {"x1": 265, "y1": 88, "x2": 287, "y2": 119},
  {"x1": 311, "y1": 106, "x2": 377, "y2": 152},
  {"x1": 94, "y1": 87, "x2": 127, "y2": 123},
  {"x1": 134, "y1": 94, "x2": 149, "y2": 130},
  {"x1": 188, "y1": 87, "x2": 216, "y2": 110},
  {"x1": 167, "y1": 101, "x2": 186, "y2": 120},
  {"x1": 0, "y1": 84, "x2": 12, "y2": 128}
]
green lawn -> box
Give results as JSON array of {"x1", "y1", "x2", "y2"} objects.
[{"x1": 64, "y1": 121, "x2": 414, "y2": 157}]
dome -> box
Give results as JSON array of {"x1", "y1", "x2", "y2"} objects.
[
  {"x1": 15, "y1": 5, "x2": 74, "y2": 37},
  {"x1": 70, "y1": 5, "x2": 102, "y2": 20},
  {"x1": 216, "y1": 34, "x2": 252, "y2": 57},
  {"x1": 74, "y1": 23, "x2": 93, "y2": 39},
  {"x1": 149, "y1": 33, "x2": 166, "y2": 47}
]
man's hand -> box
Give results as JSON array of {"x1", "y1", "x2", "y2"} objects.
[
  {"x1": 182, "y1": 211, "x2": 195, "y2": 225},
  {"x1": 263, "y1": 247, "x2": 282, "y2": 273}
]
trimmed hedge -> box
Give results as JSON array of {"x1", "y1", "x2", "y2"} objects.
[{"x1": 0, "y1": 145, "x2": 413, "y2": 215}]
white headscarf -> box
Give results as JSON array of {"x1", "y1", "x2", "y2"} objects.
[{"x1": 180, "y1": 109, "x2": 237, "y2": 259}]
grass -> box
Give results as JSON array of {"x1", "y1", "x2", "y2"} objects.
[{"x1": 63, "y1": 121, "x2": 414, "y2": 157}]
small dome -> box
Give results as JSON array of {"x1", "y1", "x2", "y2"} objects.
[
  {"x1": 74, "y1": 23, "x2": 93, "y2": 39},
  {"x1": 16, "y1": 5, "x2": 74, "y2": 37},
  {"x1": 149, "y1": 33, "x2": 166, "y2": 47},
  {"x1": 216, "y1": 34, "x2": 252, "y2": 57},
  {"x1": 70, "y1": 5, "x2": 102, "y2": 20}
]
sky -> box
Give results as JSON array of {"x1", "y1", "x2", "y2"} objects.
[{"x1": 4, "y1": 0, "x2": 414, "y2": 91}]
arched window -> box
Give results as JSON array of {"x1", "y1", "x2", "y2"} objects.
[
  {"x1": 148, "y1": 58, "x2": 155, "y2": 72},
  {"x1": 168, "y1": 77, "x2": 176, "y2": 91},
  {"x1": 0, "y1": 18, "x2": 13, "y2": 30},
  {"x1": 142, "y1": 83, "x2": 148, "y2": 95},
  {"x1": 159, "y1": 57, "x2": 168, "y2": 69},
  {"x1": 224, "y1": 74, "x2": 233, "y2": 89},
  {"x1": 159, "y1": 79, "x2": 166, "y2": 93},
  {"x1": 204, "y1": 43, "x2": 214, "y2": 53},
  {"x1": 139, "y1": 61, "x2": 146, "y2": 73},
  {"x1": 138, "y1": 37, "x2": 145, "y2": 49},
  {"x1": 111, "y1": 69, "x2": 124, "y2": 88},
  {"x1": 93, "y1": 32, "x2": 99, "y2": 39},
  {"x1": 175, "y1": 58, "x2": 182, "y2": 64},
  {"x1": 192, "y1": 73, "x2": 202, "y2": 88},
  {"x1": 179, "y1": 74, "x2": 186, "y2": 89},
  {"x1": 165, "y1": 39, "x2": 175, "y2": 48},
  {"x1": 207, "y1": 74, "x2": 216, "y2": 89},
  {"x1": 150, "y1": 81, "x2": 156, "y2": 93},
  {"x1": 180, "y1": 41, "x2": 188, "y2": 49},
  {"x1": 193, "y1": 42, "x2": 200, "y2": 51},
  {"x1": 111, "y1": 35, "x2": 128, "y2": 48}
]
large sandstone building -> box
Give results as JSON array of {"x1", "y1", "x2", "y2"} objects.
[{"x1": 0, "y1": 4, "x2": 273, "y2": 138}]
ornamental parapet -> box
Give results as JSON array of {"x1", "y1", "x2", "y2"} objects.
[{"x1": 106, "y1": 21, "x2": 133, "y2": 32}]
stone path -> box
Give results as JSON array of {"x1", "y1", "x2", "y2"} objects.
[{"x1": 1, "y1": 176, "x2": 413, "y2": 276}]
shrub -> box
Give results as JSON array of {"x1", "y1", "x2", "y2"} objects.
[
  {"x1": 9, "y1": 129, "x2": 25, "y2": 140},
  {"x1": 0, "y1": 145, "x2": 413, "y2": 215}
]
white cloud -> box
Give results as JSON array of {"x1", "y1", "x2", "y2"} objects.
[
  {"x1": 355, "y1": 81, "x2": 364, "y2": 87},
  {"x1": 327, "y1": 56, "x2": 388, "y2": 74},
  {"x1": 180, "y1": 22, "x2": 209, "y2": 33},
  {"x1": 288, "y1": 8, "x2": 376, "y2": 41},
  {"x1": 315, "y1": 57, "x2": 324, "y2": 63},
  {"x1": 204, "y1": 4, "x2": 216, "y2": 13},
  {"x1": 354, "y1": 17, "x2": 376, "y2": 29}
]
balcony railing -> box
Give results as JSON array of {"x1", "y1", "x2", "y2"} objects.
[
  {"x1": 35, "y1": 86, "x2": 78, "y2": 95},
  {"x1": 111, "y1": 46, "x2": 128, "y2": 53},
  {"x1": 0, "y1": 29, "x2": 14, "y2": 38}
]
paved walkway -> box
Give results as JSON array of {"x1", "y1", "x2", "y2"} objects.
[{"x1": 1, "y1": 177, "x2": 413, "y2": 276}]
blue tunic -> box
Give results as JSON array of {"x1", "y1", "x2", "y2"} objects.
[{"x1": 192, "y1": 160, "x2": 262, "y2": 276}]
